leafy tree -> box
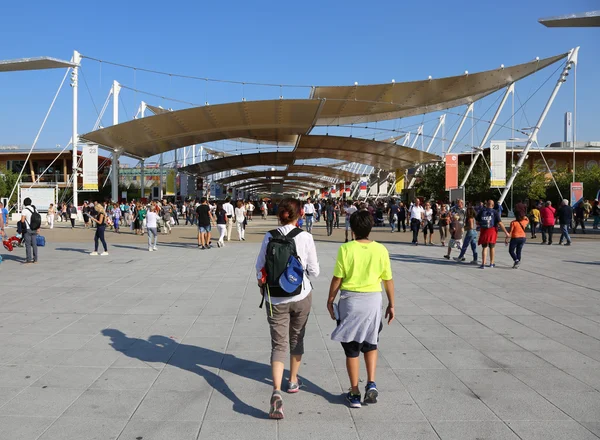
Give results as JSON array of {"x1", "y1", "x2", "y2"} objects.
[
  {"x1": 0, "y1": 167, "x2": 20, "y2": 207},
  {"x1": 413, "y1": 162, "x2": 445, "y2": 200}
]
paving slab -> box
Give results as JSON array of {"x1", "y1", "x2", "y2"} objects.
[{"x1": 0, "y1": 221, "x2": 598, "y2": 439}]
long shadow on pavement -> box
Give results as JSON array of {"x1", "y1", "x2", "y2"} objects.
[{"x1": 102, "y1": 329, "x2": 343, "y2": 419}]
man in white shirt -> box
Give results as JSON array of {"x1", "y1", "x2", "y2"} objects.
[
  {"x1": 408, "y1": 199, "x2": 425, "y2": 246},
  {"x1": 303, "y1": 199, "x2": 315, "y2": 233},
  {"x1": 247, "y1": 201, "x2": 255, "y2": 221},
  {"x1": 261, "y1": 201, "x2": 268, "y2": 220},
  {"x1": 344, "y1": 202, "x2": 358, "y2": 242},
  {"x1": 222, "y1": 198, "x2": 235, "y2": 241},
  {"x1": 20, "y1": 197, "x2": 39, "y2": 263}
]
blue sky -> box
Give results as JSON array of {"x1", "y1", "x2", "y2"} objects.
[{"x1": 1, "y1": 0, "x2": 598, "y2": 165}]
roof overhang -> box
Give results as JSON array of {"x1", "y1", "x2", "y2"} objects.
[
  {"x1": 0, "y1": 56, "x2": 76, "y2": 72},
  {"x1": 539, "y1": 10, "x2": 600, "y2": 27},
  {"x1": 215, "y1": 165, "x2": 360, "y2": 185}
]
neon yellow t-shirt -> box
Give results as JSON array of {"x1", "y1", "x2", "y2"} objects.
[{"x1": 333, "y1": 240, "x2": 393, "y2": 292}]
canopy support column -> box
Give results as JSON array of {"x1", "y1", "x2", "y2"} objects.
[
  {"x1": 71, "y1": 50, "x2": 80, "y2": 209},
  {"x1": 499, "y1": 48, "x2": 578, "y2": 206},
  {"x1": 111, "y1": 80, "x2": 121, "y2": 202},
  {"x1": 140, "y1": 160, "x2": 145, "y2": 199},
  {"x1": 460, "y1": 84, "x2": 514, "y2": 188}
]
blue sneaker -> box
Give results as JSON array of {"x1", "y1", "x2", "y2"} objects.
[
  {"x1": 364, "y1": 382, "x2": 379, "y2": 404},
  {"x1": 490, "y1": 263, "x2": 496, "y2": 268},
  {"x1": 346, "y1": 391, "x2": 361, "y2": 408}
]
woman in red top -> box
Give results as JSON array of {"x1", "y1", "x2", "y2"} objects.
[{"x1": 539, "y1": 201, "x2": 556, "y2": 245}]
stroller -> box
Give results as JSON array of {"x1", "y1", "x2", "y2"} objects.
[
  {"x1": 374, "y1": 208, "x2": 385, "y2": 227},
  {"x1": 2, "y1": 221, "x2": 24, "y2": 252}
]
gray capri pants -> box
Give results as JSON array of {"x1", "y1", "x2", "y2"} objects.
[{"x1": 266, "y1": 293, "x2": 312, "y2": 363}]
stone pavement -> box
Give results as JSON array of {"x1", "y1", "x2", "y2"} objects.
[{"x1": 0, "y1": 223, "x2": 599, "y2": 440}]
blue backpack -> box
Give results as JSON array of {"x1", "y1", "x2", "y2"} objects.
[{"x1": 478, "y1": 208, "x2": 497, "y2": 229}]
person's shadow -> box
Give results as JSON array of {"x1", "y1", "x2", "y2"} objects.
[{"x1": 101, "y1": 329, "x2": 342, "y2": 419}]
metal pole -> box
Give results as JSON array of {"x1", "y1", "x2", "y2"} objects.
[
  {"x1": 159, "y1": 153, "x2": 164, "y2": 199},
  {"x1": 499, "y1": 48, "x2": 578, "y2": 206},
  {"x1": 111, "y1": 80, "x2": 120, "y2": 202},
  {"x1": 140, "y1": 160, "x2": 145, "y2": 199},
  {"x1": 460, "y1": 84, "x2": 514, "y2": 188},
  {"x1": 446, "y1": 103, "x2": 473, "y2": 154},
  {"x1": 572, "y1": 61, "x2": 577, "y2": 183},
  {"x1": 425, "y1": 114, "x2": 446, "y2": 153},
  {"x1": 71, "y1": 50, "x2": 80, "y2": 209},
  {"x1": 511, "y1": 86, "x2": 514, "y2": 213}
]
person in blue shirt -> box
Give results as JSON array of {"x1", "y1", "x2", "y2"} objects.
[{"x1": 0, "y1": 202, "x2": 8, "y2": 227}]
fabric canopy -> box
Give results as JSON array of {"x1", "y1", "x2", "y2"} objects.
[
  {"x1": 233, "y1": 176, "x2": 332, "y2": 190},
  {"x1": 311, "y1": 53, "x2": 567, "y2": 125},
  {"x1": 180, "y1": 136, "x2": 438, "y2": 176},
  {"x1": 0, "y1": 56, "x2": 76, "y2": 72},
  {"x1": 81, "y1": 99, "x2": 322, "y2": 158},
  {"x1": 215, "y1": 165, "x2": 360, "y2": 185}
]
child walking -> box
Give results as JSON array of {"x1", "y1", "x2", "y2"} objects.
[
  {"x1": 327, "y1": 210, "x2": 395, "y2": 408},
  {"x1": 443, "y1": 214, "x2": 463, "y2": 260},
  {"x1": 506, "y1": 212, "x2": 529, "y2": 268}
]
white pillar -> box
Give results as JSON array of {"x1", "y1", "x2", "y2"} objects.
[
  {"x1": 111, "y1": 80, "x2": 121, "y2": 202},
  {"x1": 159, "y1": 153, "x2": 164, "y2": 199},
  {"x1": 71, "y1": 50, "x2": 81, "y2": 209},
  {"x1": 140, "y1": 160, "x2": 145, "y2": 199}
]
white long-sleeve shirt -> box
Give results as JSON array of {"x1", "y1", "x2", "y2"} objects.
[{"x1": 255, "y1": 224, "x2": 320, "y2": 305}]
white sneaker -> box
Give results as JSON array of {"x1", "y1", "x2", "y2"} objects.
[
  {"x1": 100, "y1": 252, "x2": 109, "y2": 256},
  {"x1": 148, "y1": 248, "x2": 154, "y2": 252},
  {"x1": 90, "y1": 251, "x2": 98, "y2": 256},
  {"x1": 153, "y1": 247, "x2": 157, "y2": 251}
]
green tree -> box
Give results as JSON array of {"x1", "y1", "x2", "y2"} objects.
[
  {"x1": 413, "y1": 162, "x2": 445, "y2": 200},
  {"x1": 507, "y1": 164, "x2": 547, "y2": 203},
  {"x1": 0, "y1": 167, "x2": 20, "y2": 207}
]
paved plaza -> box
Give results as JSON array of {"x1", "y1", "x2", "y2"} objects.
[{"x1": 0, "y1": 220, "x2": 599, "y2": 440}]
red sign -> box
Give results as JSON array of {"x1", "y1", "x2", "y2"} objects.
[
  {"x1": 345, "y1": 181, "x2": 351, "y2": 193},
  {"x1": 445, "y1": 154, "x2": 458, "y2": 191}
]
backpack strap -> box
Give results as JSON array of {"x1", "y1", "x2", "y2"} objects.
[
  {"x1": 269, "y1": 229, "x2": 283, "y2": 239},
  {"x1": 286, "y1": 227, "x2": 303, "y2": 239}
]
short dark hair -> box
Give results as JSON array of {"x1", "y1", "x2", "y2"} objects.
[
  {"x1": 23, "y1": 197, "x2": 32, "y2": 206},
  {"x1": 350, "y1": 210, "x2": 373, "y2": 240},
  {"x1": 201, "y1": 197, "x2": 207, "y2": 203}
]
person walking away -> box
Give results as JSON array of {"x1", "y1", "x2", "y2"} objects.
[
  {"x1": 303, "y1": 198, "x2": 315, "y2": 233},
  {"x1": 235, "y1": 200, "x2": 246, "y2": 241},
  {"x1": 215, "y1": 202, "x2": 227, "y2": 247},
  {"x1": 162, "y1": 202, "x2": 172, "y2": 235},
  {"x1": 315, "y1": 200, "x2": 321, "y2": 223},
  {"x1": 444, "y1": 214, "x2": 463, "y2": 260},
  {"x1": 182, "y1": 202, "x2": 189, "y2": 225},
  {"x1": 529, "y1": 204, "x2": 540, "y2": 239},
  {"x1": 557, "y1": 199, "x2": 573, "y2": 246},
  {"x1": 539, "y1": 201, "x2": 556, "y2": 245},
  {"x1": 138, "y1": 204, "x2": 147, "y2": 235},
  {"x1": 89, "y1": 203, "x2": 108, "y2": 256},
  {"x1": 0, "y1": 202, "x2": 8, "y2": 229},
  {"x1": 582, "y1": 199, "x2": 592, "y2": 222},
  {"x1": 196, "y1": 197, "x2": 214, "y2": 249},
  {"x1": 334, "y1": 201, "x2": 341, "y2": 229},
  {"x1": 344, "y1": 202, "x2": 358, "y2": 242},
  {"x1": 255, "y1": 198, "x2": 320, "y2": 419},
  {"x1": 514, "y1": 200, "x2": 527, "y2": 219},
  {"x1": 248, "y1": 201, "x2": 255, "y2": 221},
  {"x1": 592, "y1": 200, "x2": 600, "y2": 229},
  {"x1": 325, "y1": 200, "x2": 335, "y2": 236},
  {"x1": 82, "y1": 202, "x2": 91, "y2": 229},
  {"x1": 21, "y1": 197, "x2": 41, "y2": 264},
  {"x1": 327, "y1": 210, "x2": 394, "y2": 408},
  {"x1": 572, "y1": 202, "x2": 586, "y2": 234},
  {"x1": 112, "y1": 203, "x2": 121, "y2": 234},
  {"x1": 223, "y1": 197, "x2": 235, "y2": 241},
  {"x1": 455, "y1": 207, "x2": 478, "y2": 264},
  {"x1": 422, "y1": 202, "x2": 434, "y2": 245},
  {"x1": 397, "y1": 202, "x2": 407, "y2": 232},
  {"x1": 438, "y1": 204, "x2": 449, "y2": 246},
  {"x1": 172, "y1": 202, "x2": 179, "y2": 225},
  {"x1": 69, "y1": 203, "x2": 77, "y2": 228},
  {"x1": 387, "y1": 200, "x2": 398, "y2": 233},
  {"x1": 146, "y1": 205, "x2": 159, "y2": 251},
  {"x1": 47, "y1": 203, "x2": 55, "y2": 229},
  {"x1": 476, "y1": 200, "x2": 508, "y2": 268},
  {"x1": 409, "y1": 199, "x2": 424, "y2": 245},
  {"x1": 506, "y1": 211, "x2": 528, "y2": 268}
]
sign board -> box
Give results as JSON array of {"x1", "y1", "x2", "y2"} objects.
[
  {"x1": 445, "y1": 154, "x2": 458, "y2": 190},
  {"x1": 395, "y1": 168, "x2": 405, "y2": 193},
  {"x1": 359, "y1": 179, "x2": 368, "y2": 198},
  {"x1": 490, "y1": 140, "x2": 507, "y2": 187},
  {"x1": 82, "y1": 144, "x2": 98, "y2": 191},
  {"x1": 165, "y1": 169, "x2": 176, "y2": 196},
  {"x1": 345, "y1": 181, "x2": 351, "y2": 194},
  {"x1": 570, "y1": 182, "x2": 583, "y2": 206},
  {"x1": 121, "y1": 191, "x2": 127, "y2": 201},
  {"x1": 20, "y1": 186, "x2": 56, "y2": 212}
]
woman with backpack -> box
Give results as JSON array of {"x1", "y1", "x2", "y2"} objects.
[
  {"x1": 506, "y1": 211, "x2": 529, "y2": 269},
  {"x1": 255, "y1": 198, "x2": 320, "y2": 419}
]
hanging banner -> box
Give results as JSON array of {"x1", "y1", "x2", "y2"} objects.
[
  {"x1": 166, "y1": 169, "x2": 176, "y2": 196},
  {"x1": 395, "y1": 169, "x2": 405, "y2": 193},
  {"x1": 359, "y1": 179, "x2": 368, "y2": 198},
  {"x1": 570, "y1": 182, "x2": 583, "y2": 206},
  {"x1": 82, "y1": 144, "x2": 98, "y2": 192},
  {"x1": 490, "y1": 140, "x2": 507, "y2": 187},
  {"x1": 445, "y1": 154, "x2": 458, "y2": 191},
  {"x1": 331, "y1": 186, "x2": 337, "y2": 197},
  {"x1": 345, "y1": 181, "x2": 351, "y2": 194}
]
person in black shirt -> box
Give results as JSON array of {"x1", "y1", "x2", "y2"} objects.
[
  {"x1": 557, "y1": 199, "x2": 573, "y2": 246},
  {"x1": 196, "y1": 197, "x2": 214, "y2": 250}
]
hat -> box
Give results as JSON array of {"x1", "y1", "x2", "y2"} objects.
[{"x1": 278, "y1": 255, "x2": 304, "y2": 294}]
